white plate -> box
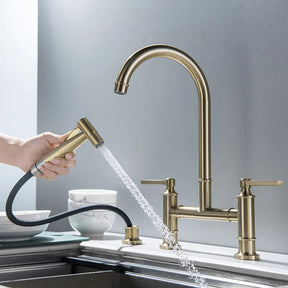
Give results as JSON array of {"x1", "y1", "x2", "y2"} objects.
[
  {"x1": 0, "y1": 210, "x2": 50, "y2": 222},
  {"x1": 0, "y1": 210, "x2": 50, "y2": 242}
]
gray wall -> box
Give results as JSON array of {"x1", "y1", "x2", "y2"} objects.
[{"x1": 38, "y1": 0, "x2": 288, "y2": 253}]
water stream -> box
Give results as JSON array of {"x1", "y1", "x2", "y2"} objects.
[{"x1": 98, "y1": 144, "x2": 207, "y2": 287}]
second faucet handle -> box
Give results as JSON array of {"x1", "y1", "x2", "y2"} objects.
[
  {"x1": 240, "y1": 179, "x2": 283, "y2": 188},
  {"x1": 236, "y1": 178, "x2": 283, "y2": 260},
  {"x1": 240, "y1": 178, "x2": 283, "y2": 195}
]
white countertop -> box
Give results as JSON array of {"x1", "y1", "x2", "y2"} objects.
[{"x1": 80, "y1": 233, "x2": 288, "y2": 281}]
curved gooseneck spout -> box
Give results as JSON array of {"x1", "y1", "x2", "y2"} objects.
[{"x1": 114, "y1": 44, "x2": 211, "y2": 211}]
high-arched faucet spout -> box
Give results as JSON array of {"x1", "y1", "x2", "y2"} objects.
[{"x1": 114, "y1": 44, "x2": 211, "y2": 211}]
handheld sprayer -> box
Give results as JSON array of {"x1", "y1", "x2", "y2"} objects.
[
  {"x1": 5, "y1": 118, "x2": 135, "y2": 234},
  {"x1": 30, "y1": 118, "x2": 104, "y2": 177}
]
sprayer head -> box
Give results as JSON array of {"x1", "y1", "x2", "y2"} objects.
[
  {"x1": 30, "y1": 118, "x2": 104, "y2": 176},
  {"x1": 77, "y1": 118, "x2": 104, "y2": 148}
]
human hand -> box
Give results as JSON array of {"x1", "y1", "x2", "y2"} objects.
[{"x1": 18, "y1": 132, "x2": 76, "y2": 180}]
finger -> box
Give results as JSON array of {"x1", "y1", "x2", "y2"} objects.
[
  {"x1": 39, "y1": 166, "x2": 58, "y2": 180},
  {"x1": 52, "y1": 156, "x2": 76, "y2": 168},
  {"x1": 65, "y1": 152, "x2": 76, "y2": 160},
  {"x1": 44, "y1": 162, "x2": 69, "y2": 176}
]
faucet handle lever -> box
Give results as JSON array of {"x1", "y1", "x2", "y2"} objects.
[
  {"x1": 141, "y1": 179, "x2": 167, "y2": 185},
  {"x1": 141, "y1": 178, "x2": 175, "y2": 190},
  {"x1": 240, "y1": 178, "x2": 283, "y2": 188}
]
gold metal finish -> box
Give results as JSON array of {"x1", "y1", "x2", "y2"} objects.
[
  {"x1": 141, "y1": 178, "x2": 178, "y2": 249},
  {"x1": 115, "y1": 45, "x2": 283, "y2": 260},
  {"x1": 115, "y1": 44, "x2": 212, "y2": 212},
  {"x1": 235, "y1": 178, "x2": 283, "y2": 260},
  {"x1": 77, "y1": 118, "x2": 104, "y2": 148},
  {"x1": 122, "y1": 225, "x2": 142, "y2": 245},
  {"x1": 171, "y1": 207, "x2": 237, "y2": 222},
  {"x1": 31, "y1": 118, "x2": 104, "y2": 176},
  {"x1": 142, "y1": 178, "x2": 237, "y2": 249},
  {"x1": 240, "y1": 179, "x2": 283, "y2": 187}
]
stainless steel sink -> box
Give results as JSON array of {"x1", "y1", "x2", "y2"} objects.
[
  {"x1": 2, "y1": 269, "x2": 288, "y2": 288},
  {"x1": 0, "y1": 270, "x2": 200, "y2": 288},
  {"x1": 1, "y1": 255, "x2": 288, "y2": 288}
]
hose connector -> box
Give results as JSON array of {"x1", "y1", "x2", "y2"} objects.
[{"x1": 122, "y1": 225, "x2": 142, "y2": 245}]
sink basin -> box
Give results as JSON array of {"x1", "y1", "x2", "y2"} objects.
[
  {"x1": 2, "y1": 269, "x2": 288, "y2": 288},
  {"x1": 0, "y1": 270, "x2": 198, "y2": 288},
  {"x1": 1, "y1": 256, "x2": 288, "y2": 288}
]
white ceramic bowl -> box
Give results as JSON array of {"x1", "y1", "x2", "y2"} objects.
[
  {"x1": 0, "y1": 210, "x2": 50, "y2": 242},
  {"x1": 68, "y1": 189, "x2": 117, "y2": 239},
  {"x1": 68, "y1": 189, "x2": 117, "y2": 204}
]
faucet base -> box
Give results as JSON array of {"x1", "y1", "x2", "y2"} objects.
[
  {"x1": 160, "y1": 241, "x2": 181, "y2": 250},
  {"x1": 234, "y1": 237, "x2": 259, "y2": 260},
  {"x1": 234, "y1": 252, "x2": 260, "y2": 261},
  {"x1": 160, "y1": 242, "x2": 171, "y2": 250}
]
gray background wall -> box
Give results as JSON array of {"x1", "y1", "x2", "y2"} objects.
[{"x1": 37, "y1": 0, "x2": 288, "y2": 254}]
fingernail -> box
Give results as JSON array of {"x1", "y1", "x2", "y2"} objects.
[{"x1": 66, "y1": 153, "x2": 73, "y2": 160}]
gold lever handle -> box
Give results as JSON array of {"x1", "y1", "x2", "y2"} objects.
[
  {"x1": 141, "y1": 178, "x2": 175, "y2": 189},
  {"x1": 141, "y1": 179, "x2": 167, "y2": 185},
  {"x1": 240, "y1": 178, "x2": 283, "y2": 188}
]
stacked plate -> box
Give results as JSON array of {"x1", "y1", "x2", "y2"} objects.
[{"x1": 0, "y1": 210, "x2": 50, "y2": 242}]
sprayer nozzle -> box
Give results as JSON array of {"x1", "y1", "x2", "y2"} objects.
[
  {"x1": 114, "y1": 81, "x2": 128, "y2": 94},
  {"x1": 77, "y1": 118, "x2": 104, "y2": 148}
]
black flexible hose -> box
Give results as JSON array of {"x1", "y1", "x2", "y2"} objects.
[{"x1": 6, "y1": 171, "x2": 133, "y2": 227}]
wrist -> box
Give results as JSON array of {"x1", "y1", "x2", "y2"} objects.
[
  {"x1": 7, "y1": 137, "x2": 25, "y2": 169},
  {"x1": 0, "y1": 134, "x2": 24, "y2": 169}
]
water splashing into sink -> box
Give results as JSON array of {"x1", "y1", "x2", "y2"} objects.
[{"x1": 98, "y1": 144, "x2": 206, "y2": 287}]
